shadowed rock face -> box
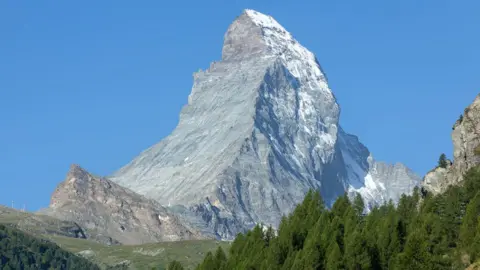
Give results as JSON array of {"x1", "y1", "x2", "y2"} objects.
[
  {"x1": 41, "y1": 165, "x2": 205, "y2": 245},
  {"x1": 109, "y1": 10, "x2": 420, "y2": 240},
  {"x1": 423, "y1": 94, "x2": 480, "y2": 194}
]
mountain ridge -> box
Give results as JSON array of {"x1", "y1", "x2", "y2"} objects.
[
  {"x1": 109, "y1": 9, "x2": 421, "y2": 239},
  {"x1": 423, "y1": 94, "x2": 480, "y2": 193},
  {"x1": 40, "y1": 164, "x2": 206, "y2": 245}
]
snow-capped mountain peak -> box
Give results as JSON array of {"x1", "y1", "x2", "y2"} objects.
[{"x1": 110, "y1": 10, "x2": 421, "y2": 239}]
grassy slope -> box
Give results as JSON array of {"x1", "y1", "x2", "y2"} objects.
[
  {"x1": 0, "y1": 205, "x2": 229, "y2": 269},
  {"x1": 49, "y1": 235, "x2": 230, "y2": 269}
]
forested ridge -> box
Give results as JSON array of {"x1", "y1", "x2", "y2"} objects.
[
  {"x1": 182, "y1": 167, "x2": 480, "y2": 270},
  {"x1": 0, "y1": 223, "x2": 100, "y2": 270}
]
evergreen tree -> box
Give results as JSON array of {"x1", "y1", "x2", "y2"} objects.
[
  {"x1": 460, "y1": 192, "x2": 480, "y2": 253},
  {"x1": 471, "y1": 217, "x2": 480, "y2": 261},
  {"x1": 344, "y1": 229, "x2": 371, "y2": 270},
  {"x1": 394, "y1": 229, "x2": 431, "y2": 270},
  {"x1": 197, "y1": 252, "x2": 215, "y2": 270},
  {"x1": 326, "y1": 242, "x2": 343, "y2": 270},
  {"x1": 214, "y1": 246, "x2": 227, "y2": 270},
  {"x1": 167, "y1": 260, "x2": 184, "y2": 270},
  {"x1": 353, "y1": 193, "x2": 365, "y2": 216},
  {"x1": 438, "y1": 153, "x2": 448, "y2": 168},
  {"x1": 193, "y1": 167, "x2": 480, "y2": 270},
  {"x1": 377, "y1": 202, "x2": 401, "y2": 269},
  {"x1": 0, "y1": 224, "x2": 100, "y2": 270},
  {"x1": 291, "y1": 212, "x2": 329, "y2": 270}
]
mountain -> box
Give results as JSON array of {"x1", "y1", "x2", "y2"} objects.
[
  {"x1": 110, "y1": 9, "x2": 420, "y2": 240},
  {"x1": 190, "y1": 93, "x2": 480, "y2": 269},
  {"x1": 40, "y1": 164, "x2": 205, "y2": 245},
  {"x1": 0, "y1": 204, "x2": 228, "y2": 269},
  {"x1": 423, "y1": 94, "x2": 480, "y2": 193},
  {"x1": 0, "y1": 204, "x2": 119, "y2": 246},
  {"x1": 192, "y1": 159, "x2": 480, "y2": 270}
]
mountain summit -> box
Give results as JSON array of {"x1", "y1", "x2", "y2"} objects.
[{"x1": 110, "y1": 10, "x2": 420, "y2": 239}]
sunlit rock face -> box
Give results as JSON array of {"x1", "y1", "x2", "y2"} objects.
[
  {"x1": 110, "y1": 10, "x2": 421, "y2": 239},
  {"x1": 41, "y1": 165, "x2": 204, "y2": 245},
  {"x1": 423, "y1": 94, "x2": 480, "y2": 194}
]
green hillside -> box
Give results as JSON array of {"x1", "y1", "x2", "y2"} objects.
[
  {"x1": 0, "y1": 206, "x2": 229, "y2": 269},
  {"x1": 0, "y1": 223, "x2": 99, "y2": 270}
]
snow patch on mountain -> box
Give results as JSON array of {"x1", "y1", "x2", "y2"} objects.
[{"x1": 110, "y1": 9, "x2": 421, "y2": 239}]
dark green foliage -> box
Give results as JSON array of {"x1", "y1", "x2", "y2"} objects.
[
  {"x1": 393, "y1": 229, "x2": 431, "y2": 270},
  {"x1": 325, "y1": 242, "x2": 343, "y2": 270},
  {"x1": 196, "y1": 246, "x2": 228, "y2": 270},
  {"x1": 196, "y1": 251, "x2": 216, "y2": 270},
  {"x1": 187, "y1": 167, "x2": 480, "y2": 269},
  {"x1": 344, "y1": 229, "x2": 371, "y2": 270},
  {"x1": 0, "y1": 224, "x2": 100, "y2": 270},
  {"x1": 454, "y1": 115, "x2": 464, "y2": 129},
  {"x1": 353, "y1": 193, "x2": 365, "y2": 216},
  {"x1": 438, "y1": 153, "x2": 448, "y2": 168},
  {"x1": 167, "y1": 260, "x2": 184, "y2": 270}
]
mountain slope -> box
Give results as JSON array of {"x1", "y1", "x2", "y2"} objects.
[
  {"x1": 0, "y1": 204, "x2": 119, "y2": 246},
  {"x1": 110, "y1": 9, "x2": 420, "y2": 239},
  {"x1": 423, "y1": 94, "x2": 480, "y2": 193},
  {"x1": 40, "y1": 164, "x2": 205, "y2": 245},
  {"x1": 193, "y1": 166, "x2": 480, "y2": 270},
  {"x1": 0, "y1": 223, "x2": 100, "y2": 269},
  {"x1": 49, "y1": 235, "x2": 230, "y2": 270}
]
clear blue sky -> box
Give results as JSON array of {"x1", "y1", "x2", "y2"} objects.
[{"x1": 1, "y1": 0, "x2": 479, "y2": 211}]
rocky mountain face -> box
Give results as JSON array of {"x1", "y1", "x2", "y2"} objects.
[
  {"x1": 110, "y1": 10, "x2": 421, "y2": 240},
  {"x1": 0, "y1": 204, "x2": 117, "y2": 245},
  {"x1": 423, "y1": 94, "x2": 480, "y2": 194},
  {"x1": 40, "y1": 165, "x2": 204, "y2": 245}
]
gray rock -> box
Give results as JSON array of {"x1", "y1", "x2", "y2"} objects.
[
  {"x1": 41, "y1": 164, "x2": 205, "y2": 245},
  {"x1": 110, "y1": 9, "x2": 420, "y2": 239},
  {"x1": 0, "y1": 204, "x2": 107, "y2": 242},
  {"x1": 77, "y1": 250, "x2": 96, "y2": 258},
  {"x1": 423, "y1": 94, "x2": 480, "y2": 193}
]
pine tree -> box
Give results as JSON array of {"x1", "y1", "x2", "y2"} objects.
[
  {"x1": 394, "y1": 229, "x2": 431, "y2": 270},
  {"x1": 344, "y1": 229, "x2": 371, "y2": 270},
  {"x1": 377, "y1": 201, "x2": 401, "y2": 269},
  {"x1": 331, "y1": 193, "x2": 351, "y2": 218},
  {"x1": 213, "y1": 246, "x2": 227, "y2": 270},
  {"x1": 197, "y1": 252, "x2": 215, "y2": 270},
  {"x1": 291, "y1": 212, "x2": 329, "y2": 270},
  {"x1": 438, "y1": 153, "x2": 448, "y2": 168},
  {"x1": 460, "y1": 192, "x2": 480, "y2": 251},
  {"x1": 194, "y1": 167, "x2": 480, "y2": 269},
  {"x1": 326, "y1": 242, "x2": 343, "y2": 270},
  {"x1": 353, "y1": 193, "x2": 365, "y2": 216},
  {"x1": 471, "y1": 217, "x2": 480, "y2": 261},
  {"x1": 167, "y1": 260, "x2": 184, "y2": 270}
]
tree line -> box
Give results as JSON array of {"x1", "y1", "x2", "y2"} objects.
[
  {"x1": 166, "y1": 166, "x2": 480, "y2": 270},
  {"x1": 0, "y1": 223, "x2": 100, "y2": 270}
]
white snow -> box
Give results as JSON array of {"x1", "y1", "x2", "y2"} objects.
[
  {"x1": 158, "y1": 215, "x2": 170, "y2": 222},
  {"x1": 244, "y1": 9, "x2": 332, "y2": 98},
  {"x1": 340, "y1": 138, "x2": 389, "y2": 211},
  {"x1": 243, "y1": 10, "x2": 339, "y2": 164},
  {"x1": 244, "y1": 9, "x2": 286, "y2": 32},
  {"x1": 364, "y1": 174, "x2": 377, "y2": 190}
]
